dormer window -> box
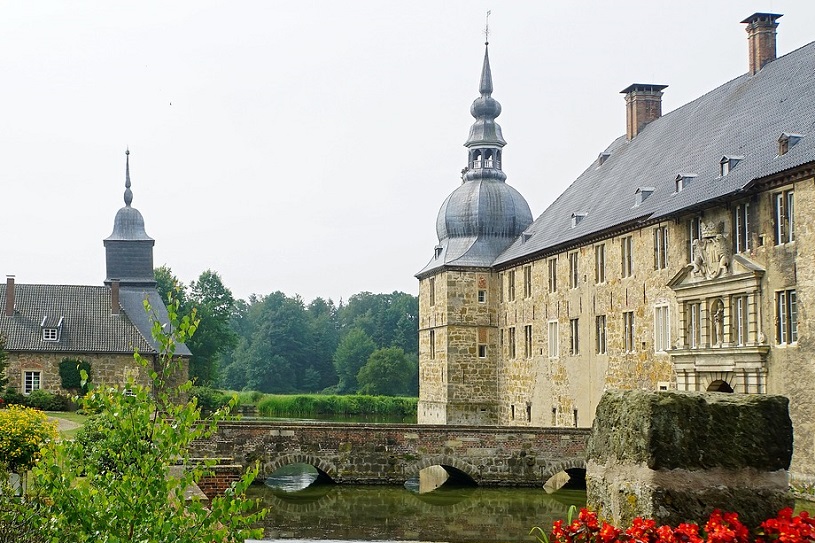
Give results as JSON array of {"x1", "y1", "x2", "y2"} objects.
[
  {"x1": 40, "y1": 315, "x2": 63, "y2": 342},
  {"x1": 43, "y1": 328, "x2": 59, "y2": 341},
  {"x1": 634, "y1": 187, "x2": 655, "y2": 207},
  {"x1": 434, "y1": 245, "x2": 443, "y2": 259},
  {"x1": 675, "y1": 173, "x2": 697, "y2": 193},
  {"x1": 719, "y1": 155, "x2": 743, "y2": 177},
  {"x1": 571, "y1": 213, "x2": 587, "y2": 228},
  {"x1": 522, "y1": 231, "x2": 533, "y2": 243},
  {"x1": 778, "y1": 133, "x2": 803, "y2": 156},
  {"x1": 597, "y1": 151, "x2": 611, "y2": 166}
]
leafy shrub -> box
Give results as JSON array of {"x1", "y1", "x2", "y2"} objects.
[
  {"x1": 26, "y1": 390, "x2": 71, "y2": 412},
  {"x1": 1, "y1": 388, "x2": 28, "y2": 407},
  {"x1": 0, "y1": 485, "x2": 50, "y2": 543},
  {"x1": 257, "y1": 393, "x2": 417, "y2": 419},
  {"x1": 0, "y1": 405, "x2": 57, "y2": 471},
  {"x1": 58, "y1": 358, "x2": 91, "y2": 393},
  {"x1": 189, "y1": 386, "x2": 233, "y2": 415}
]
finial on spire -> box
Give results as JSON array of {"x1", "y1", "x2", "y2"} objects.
[
  {"x1": 124, "y1": 148, "x2": 133, "y2": 207},
  {"x1": 484, "y1": 10, "x2": 491, "y2": 45}
]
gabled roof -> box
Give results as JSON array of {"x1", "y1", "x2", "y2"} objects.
[
  {"x1": 0, "y1": 284, "x2": 191, "y2": 356},
  {"x1": 495, "y1": 41, "x2": 815, "y2": 266}
]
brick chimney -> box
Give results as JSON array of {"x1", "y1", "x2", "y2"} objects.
[
  {"x1": 742, "y1": 13, "x2": 782, "y2": 75},
  {"x1": 621, "y1": 84, "x2": 668, "y2": 140},
  {"x1": 110, "y1": 279, "x2": 120, "y2": 315},
  {"x1": 5, "y1": 275, "x2": 15, "y2": 316}
]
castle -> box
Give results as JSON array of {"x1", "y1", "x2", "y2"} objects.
[{"x1": 417, "y1": 13, "x2": 815, "y2": 484}]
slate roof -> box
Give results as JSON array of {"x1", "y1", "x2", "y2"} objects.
[
  {"x1": 494, "y1": 41, "x2": 815, "y2": 266},
  {"x1": 0, "y1": 284, "x2": 191, "y2": 356}
]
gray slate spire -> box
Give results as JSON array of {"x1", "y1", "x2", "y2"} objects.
[{"x1": 104, "y1": 150, "x2": 156, "y2": 287}]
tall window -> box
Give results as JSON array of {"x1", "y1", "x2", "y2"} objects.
[
  {"x1": 653, "y1": 226, "x2": 669, "y2": 270},
  {"x1": 478, "y1": 344, "x2": 487, "y2": 358},
  {"x1": 569, "y1": 318, "x2": 579, "y2": 355},
  {"x1": 547, "y1": 258, "x2": 558, "y2": 293},
  {"x1": 774, "y1": 190, "x2": 794, "y2": 245},
  {"x1": 524, "y1": 325, "x2": 533, "y2": 358},
  {"x1": 595, "y1": 315, "x2": 607, "y2": 354},
  {"x1": 776, "y1": 289, "x2": 798, "y2": 344},
  {"x1": 24, "y1": 371, "x2": 42, "y2": 395},
  {"x1": 508, "y1": 327, "x2": 516, "y2": 358},
  {"x1": 687, "y1": 302, "x2": 701, "y2": 348},
  {"x1": 429, "y1": 277, "x2": 435, "y2": 306},
  {"x1": 523, "y1": 266, "x2": 533, "y2": 299},
  {"x1": 478, "y1": 290, "x2": 487, "y2": 303},
  {"x1": 654, "y1": 305, "x2": 669, "y2": 352},
  {"x1": 732, "y1": 295, "x2": 749, "y2": 346},
  {"x1": 734, "y1": 203, "x2": 750, "y2": 253},
  {"x1": 429, "y1": 330, "x2": 435, "y2": 359},
  {"x1": 688, "y1": 217, "x2": 702, "y2": 261},
  {"x1": 548, "y1": 320, "x2": 559, "y2": 358},
  {"x1": 595, "y1": 244, "x2": 605, "y2": 284},
  {"x1": 508, "y1": 270, "x2": 516, "y2": 302},
  {"x1": 621, "y1": 236, "x2": 633, "y2": 278},
  {"x1": 569, "y1": 252, "x2": 579, "y2": 289},
  {"x1": 623, "y1": 312, "x2": 635, "y2": 353}
]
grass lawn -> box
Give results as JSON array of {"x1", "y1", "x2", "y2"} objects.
[{"x1": 46, "y1": 411, "x2": 88, "y2": 439}]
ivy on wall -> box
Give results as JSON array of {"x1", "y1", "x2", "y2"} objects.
[{"x1": 58, "y1": 358, "x2": 91, "y2": 393}]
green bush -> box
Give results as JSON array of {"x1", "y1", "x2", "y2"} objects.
[
  {"x1": 58, "y1": 358, "x2": 91, "y2": 393},
  {"x1": 26, "y1": 390, "x2": 71, "y2": 412},
  {"x1": 1, "y1": 388, "x2": 28, "y2": 407},
  {"x1": 256, "y1": 393, "x2": 417, "y2": 419},
  {"x1": 189, "y1": 386, "x2": 233, "y2": 415}
]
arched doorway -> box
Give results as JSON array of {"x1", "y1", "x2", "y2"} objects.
[{"x1": 707, "y1": 380, "x2": 734, "y2": 393}]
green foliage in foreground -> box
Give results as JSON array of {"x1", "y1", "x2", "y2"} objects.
[
  {"x1": 257, "y1": 393, "x2": 417, "y2": 419},
  {"x1": 23, "y1": 294, "x2": 266, "y2": 543}
]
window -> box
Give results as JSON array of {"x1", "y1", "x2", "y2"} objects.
[
  {"x1": 508, "y1": 270, "x2": 516, "y2": 302},
  {"x1": 478, "y1": 290, "x2": 487, "y2": 303},
  {"x1": 508, "y1": 327, "x2": 516, "y2": 359},
  {"x1": 429, "y1": 278, "x2": 435, "y2": 306},
  {"x1": 688, "y1": 216, "x2": 702, "y2": 261},
  {"x1": 734, "y1": 203, "x2": 750, "y2": 253},
  {"x1": 547, "y1": 258, "x2": 557, "y2": 293},
  {"x1": 653, "y1": 226, "x2": 669, "y2": 270},
  {"x1": 42, "y1": 328, "x2": 59, "y2": 341},
  {"x1": 774, "y1": 190, "x2": 794, "y2": 245},
  {"x1": 523, "y1": 266, "x2": 532, "y2": 299},
  {"x1": 24, "y1": 371, "x2": 42, "y2": 395},
  {"x1": 594, "y1": 244, "x2": 605, "y2": 284},
  {"x1": 524, "y1": 325, "x2": 533, "y2": 358},
  {"x1": 569, "y1": 252, "x2": 579, "y2": 289},
  {"x1": 569, "y1": 318, "x2": 579, "y2": 355},
  {"x1": 595, "y1": 315, "x2": 607, "y2": 354},
  {"x1": 478, "y1": 344, "x2": 487, "y2": 358},
  {"x1": 732, "y1": 295, "x2": 749, "y2": 346},
  {"x1": 621, "y1": 236, "x2": 633, "y2": 278},
  {"x1": 776, "y1": 289, "x2": 798, "y2": 344},
  {"x1": 687, "y1": 302, "x2": 701, "y2": 348},
  {"x1": 654, "y1": 305, "x2": 669, "y2": 352},
  {"x1": 623, "y1": 312, "x2": 635, "y2": 353},
  {"x1": 429, "y1": 330, "x2": 436, "y2": 359},
  {"x1": 548, "y1": 320, "x2": 559, "y2": 358}
]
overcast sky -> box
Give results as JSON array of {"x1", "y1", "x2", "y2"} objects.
[{"x1": 2, "y1": 1, "x2": 814, "y2": 304}]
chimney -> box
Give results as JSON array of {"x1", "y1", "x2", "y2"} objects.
[
  {"x1": 742, "y1": 13, "x2": 782, "y2": 75},
  {"x1": 621, "y1": 84, "x2": 668, "y2": 140},
  {"x1": 5, "y1": 275, "x2": 15, "y2": 317},
  {"x1": 110, "y1": 279, "x2": 120, "y2": 315}
]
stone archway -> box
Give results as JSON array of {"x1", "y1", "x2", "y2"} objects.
[
  {"x1": 540, "y1": 458, "x2": 587, "y2": 484},
  {"x1": 404, "y1": 455, "x2": 480, "y2": 485},
  {"x1": 261, "y1": 453, "x2": 337, "y2": 482},
  {"x1": 707, "y1": 379, "x2": 734, "y2": 393}
]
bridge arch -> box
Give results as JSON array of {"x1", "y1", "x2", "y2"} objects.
[
  {"x1": 540, "y1": 458, "x2": 587, "y2": 483},
  {"x1": 404, "y1": 455, "x2": 480, "y2": 485},
  {"x1": 261, "y1": 453, "x2": 338, "y2": 482}
]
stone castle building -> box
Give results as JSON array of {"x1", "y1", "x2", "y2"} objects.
[
  {"x1": 1, "y1": 151, "x2": 189, "y2": 396},
  {"x1": 417, "y1": 13, "x2": 815, "y2": 484}
]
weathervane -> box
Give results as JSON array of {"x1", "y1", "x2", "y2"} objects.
[{"x1": 484, "y1": 10, "x2": 491, "y2": 45}]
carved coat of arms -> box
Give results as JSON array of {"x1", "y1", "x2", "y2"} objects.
[{"x1": 691, "y1": 222, "x2": 732, "y2": 279}]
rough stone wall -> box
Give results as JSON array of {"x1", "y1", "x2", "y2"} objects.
[
  {"x1": 586, "y1": 390, "x2": 792, "y2": 527},
  {"x1": 5, "y1": 351, "x2": 152, "y2": 394},
  {"x1": 192, "y1": 421, "x2": 590, "y2": 487}
]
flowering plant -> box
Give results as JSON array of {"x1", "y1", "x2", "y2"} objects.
[{"x1": 532, "y1": 507, "x2": 814, "y2": 543}]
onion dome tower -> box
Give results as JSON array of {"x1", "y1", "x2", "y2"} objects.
[
  {"x1": 417, "y1": 41, "x2": 532, "y2": 277},
  {"x1": 104, "y1": 150, "x2": 156, "y2": 287}
]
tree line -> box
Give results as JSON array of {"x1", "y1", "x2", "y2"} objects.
[{"x1": 155, "y1": 266, "x2": 419, "y2": 396}]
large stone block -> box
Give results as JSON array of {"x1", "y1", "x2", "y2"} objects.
[{"x1": 587, "y1": 390, "x2": 793, "y2": 527}]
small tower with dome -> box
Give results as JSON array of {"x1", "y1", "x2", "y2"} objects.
[{"x1": 416, "y1": 39, "x2": 532, "y2": 425}]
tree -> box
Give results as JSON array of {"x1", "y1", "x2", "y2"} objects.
[
  {"x1": 0, "y1": 335, "x2": 8, "y2": 392},
  {"x1": 188, "y1": 270, "x2": 237, "y2": 385},
  {"x1": 154, "y1": 265, "x2": 188, "y2": 308},
  {"x1": 31, "y1": 293, "x2": 265, "y2": 542},
  {"x1": 357, "y1": 347, "x2": 416, "y2": 396},
  {"x1": 333, "y1": 328, "x2": 376, "y2": 393}
]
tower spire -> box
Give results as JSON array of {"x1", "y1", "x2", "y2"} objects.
[{"x1": 124, "y1": 148, "x2": 133, "y2": 207}]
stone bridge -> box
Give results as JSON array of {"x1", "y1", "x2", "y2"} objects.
[{"x1": 190, "y1": 421, "x2": 590, "y2": 487}]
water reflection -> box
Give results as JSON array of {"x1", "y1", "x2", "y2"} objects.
[{"x1": 252, "y1": 464, "x2": 586, "y2": 543}]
